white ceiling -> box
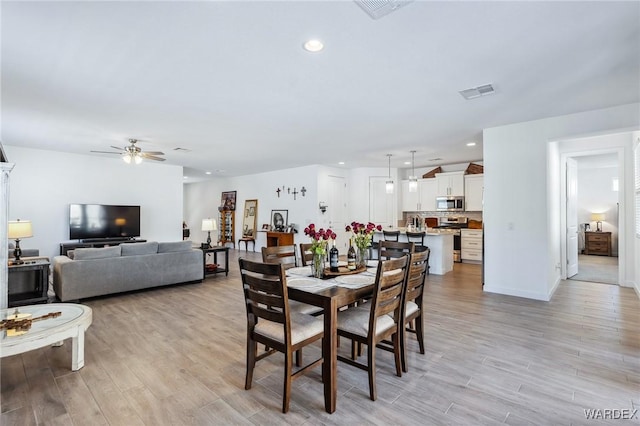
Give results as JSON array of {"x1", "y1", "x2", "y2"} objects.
[{"x1": 2, "y1": 1, "x2": 639, "y2": 180}]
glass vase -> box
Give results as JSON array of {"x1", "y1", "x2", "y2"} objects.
[
  {"x1": 311, "y1": 253, "x2": 325, "y2": 278},
  {"x1": 356, "y1": 246, "x2": 368, "y2": 269}
]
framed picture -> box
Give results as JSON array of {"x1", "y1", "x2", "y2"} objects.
[
  {"x1": 249, "y1": 206, "x2": 255, "y2": 216},
  {"x1": 221, "y1": 191, "x2": 237, "y2": 211},
  {"x1": 261, "y1": 223, "x2": 270, "y2": 230},
  {"x1": 270, "y1": 209, "x2": 288, "y2": 232}
]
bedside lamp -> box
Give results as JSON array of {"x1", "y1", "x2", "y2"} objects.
[
  {"x1": 202, "y1": 218, "x2": 217, "y2": 247},
  {"x1": 8, "y1": 219, "x2": 33, "y2": 264},
  {"x1": 591, "y1": 213, "x2": 605, "y2": 232}
]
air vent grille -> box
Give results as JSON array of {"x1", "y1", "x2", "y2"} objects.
[
  {"x1": 354, "y1": 0, "x2": 414, "y2": 20},
  {"x1": 173, "y1": 147, "x2": 191, "y2": 152},
  {"x1": 459, "y1": 83, "x2": 496, "y2": 100}
]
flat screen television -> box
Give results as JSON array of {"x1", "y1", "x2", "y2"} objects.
[{"x1": 69, "y1": 204, "x2": 140, "y2": 241}]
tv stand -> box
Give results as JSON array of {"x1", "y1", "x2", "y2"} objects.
[{"x1": 60, "y1": 239, "x2": 147, "y2": 256}]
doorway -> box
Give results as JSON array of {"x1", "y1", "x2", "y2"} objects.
[{"x1": 566, "y1": 153, "x2": 620, "y2": 285}]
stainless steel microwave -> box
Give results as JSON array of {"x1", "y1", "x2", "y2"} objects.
[{"x1": 436, "y1": 196, "x2": 464, "y2": 212}]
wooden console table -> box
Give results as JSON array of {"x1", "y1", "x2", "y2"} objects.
[
  {"x1": 584, "y1": 231, "x2": 611, "y2": 256},
  {"x1": 266, "y1": 231, "x2": 294, "y2": 247}
]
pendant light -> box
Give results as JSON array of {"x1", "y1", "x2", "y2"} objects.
[
  {"x1": 408, "y1": 150, "x2": 418, "y2": 193},
  {"x1": 385, "y1": 154, "x2": 394, "y2": 194}
]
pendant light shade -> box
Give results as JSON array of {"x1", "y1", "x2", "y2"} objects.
[
  {"x1": 385, "y1": 154, "x2": 394, "y2": 194},
  {"x1": 408, "y1": 150, "x2": 418, "y2": 192}
]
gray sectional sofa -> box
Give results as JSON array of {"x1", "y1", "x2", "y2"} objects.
[{"x1": 53, "y1": 241, "x2": 204, "y2": 301}]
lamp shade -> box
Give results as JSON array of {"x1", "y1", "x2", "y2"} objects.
[
  {"x1": 591, "y1": 213, "x2": 605, "y2": 222},
  {"x1": 8, "y1": 220, "x2": 33, "y2": 239},
  {"x1": 202, "y1": 219, "x2": 217, "y2": 232}
]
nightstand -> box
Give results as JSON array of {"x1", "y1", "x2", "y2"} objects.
[{"x1": 584, "y1": 232, "x2": 611, "y2": 256}]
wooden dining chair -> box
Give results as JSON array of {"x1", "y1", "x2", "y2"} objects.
[
  {"x1": 299, "y1": 243, "x2": 314, "y2": 267},
  {"x1": 336, "y1": 256, "x2": 410, "y2": 401},
  {"x1": 382, "y1": 230, "x2": 400, "y2": 241},
  {"x1": 378, "y1": 240, "x2": 415, "y2": 260},
  {"x1": 238, "y1": 258, "x2": 324, "y2": 413},
  {"x1": 397, "y1": 249, "x2": 429, "y2": 372},
  {"x1": 405, "y1": 230, "x2": 425, "y2": 248},
  {"x1": 263, "y1": 245, "x2": 321, "y2": 317},
  {"x1": 261, "y1": 245, "x2": 298, "y2": 270}
]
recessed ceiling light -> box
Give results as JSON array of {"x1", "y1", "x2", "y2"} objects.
[
  {"x1": 466, "y1": 142, "x2": 476, "y2": 147},
  {"x1": 183, "y1": 176, "x2": 188, "y2": 179},
  {"x1": 205, "y1": 171, "x2": 212, "y2": 175},
  {"x1": 303, "y1": 39, "x2": 324, "y2": 52},
  {"x1": 338, "y1": 161, "x2": 345, "y2": 165},
  {"x1": 404, "y1": 161, "x2": 411, "y2": 165}
]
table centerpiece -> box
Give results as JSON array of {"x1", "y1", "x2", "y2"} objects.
[
  {"x1": 303, "y1": 224, "x2": 336, "y2": 278},
  {"x1": 346, "y1": 221, "x2": 383, "y2": 268}
]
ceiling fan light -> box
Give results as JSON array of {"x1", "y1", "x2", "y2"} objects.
[
  {"x1": 122, "y1": 153, "x2": 132, "y2": 164},
  {"x1": 134, "y1": 154, "x2": 143, "y2": 164}
]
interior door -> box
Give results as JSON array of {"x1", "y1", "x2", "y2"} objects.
[
  {"x1": 327, "y1": 176, "x2": 349, "y2": 252},
  {"x1": 566, "y1": 158, "x2": 578, "y2": 277}
]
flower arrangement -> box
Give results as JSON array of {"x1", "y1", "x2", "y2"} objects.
[
  {"x1": 345, "y1": 221, "x2": 383, "y2": 250},
  {"x1": 303, "y1": 224, "x2": 337, "y2": 256}
]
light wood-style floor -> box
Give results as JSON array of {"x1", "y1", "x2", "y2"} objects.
[{"x1": 2, "y1": 250, "x2": 639, "y2": 425}]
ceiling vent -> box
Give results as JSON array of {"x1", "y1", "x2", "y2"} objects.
[
  {"x1": 354, "y1": 0, "x2": 414, "y2": 20},
  {"x1": 459, "y1": 84, "x2": 496, "y2": 100},
  {"x1": 173, "y1": 147, "x2": 191, "y2": 152}
]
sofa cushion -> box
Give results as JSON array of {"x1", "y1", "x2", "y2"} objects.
[
  {"x1": 157, "y1": 241, "x2": 192, "y2": 253},
  {"x1": 121, "y1": 241, "x2": 159, "y2": 256},
  {"x1": 73, "y1": 245, "x2": 122, "y2": 260},
  {"x1": 68, "y1": 250, "x2": 75, "y2": 259}
]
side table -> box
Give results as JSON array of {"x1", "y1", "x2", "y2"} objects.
[
  {"x1": 8, "y1": 257, "x2": 50, "y2": 307},
  {"x1": 199, "y1": 246, "x2": 230, "y2": 277}
]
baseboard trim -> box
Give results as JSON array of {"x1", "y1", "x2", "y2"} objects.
[{"x1": 483, "y1": 285, "x2": 550, "y2": 301}]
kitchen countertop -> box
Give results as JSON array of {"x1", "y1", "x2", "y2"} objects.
[{"x1": 375, "y1": 228, "x2": 458, "y2": 235}]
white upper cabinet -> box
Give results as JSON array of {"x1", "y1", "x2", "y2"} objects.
[
  {"x1": 419, "y1": 178, "x2": 437, "y2": 211},
  {"x1": 400, "y1": 178, "x2": 438, "y2": 211},
  {"x1": 464, "y1": 174, "x2": 484, "y2": 211},
  {"x1": 400, "y1": 180, "x2": 420, "y2": 211},
  {"x1": 435, "y1": 171, "x2": 465, "y2": 196}
]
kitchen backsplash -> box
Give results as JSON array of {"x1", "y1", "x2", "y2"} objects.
[{"x1": 400, "y1": 211, "x2": 483, "y2": 227}]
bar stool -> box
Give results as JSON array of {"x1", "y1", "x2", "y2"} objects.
[{"x1": 406, "y1": 231, "x2": 430, "y2": 275}]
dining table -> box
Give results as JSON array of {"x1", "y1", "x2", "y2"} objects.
[{"x1": 285, "y1": 262, "x2": 378, "y2": 414}]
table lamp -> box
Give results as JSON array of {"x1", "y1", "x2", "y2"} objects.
[
  {"x1": 8, "y1": 219, "x2": 33, "y2": 264},
  {"x1": 591, "y1": 213, "x2": 605, "y2": 232},
  {"x1": 202, "y1": 218, "x2": 217, "y2": 247}
]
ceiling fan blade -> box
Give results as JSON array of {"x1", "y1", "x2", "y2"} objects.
[
  {"x1": 110, "y1": 145, "x2": 126, "y2": 151},
  {"x1": 91, "y1": 150, "x2": 121, "y2": 154},
  {"x1": 141, "y1": 154, "x2": 166, "y2": 161},
  {"x1": 143, "y1": 151, "x2": 164, "y2": 155}
]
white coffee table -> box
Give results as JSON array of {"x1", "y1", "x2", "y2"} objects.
[{"x1": 1, "y1": 303, "x2": 93, "y2": 371}]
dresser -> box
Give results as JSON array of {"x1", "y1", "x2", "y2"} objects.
[{"x1": 584, "y1": 231, "x2": 611, "y2": 256}]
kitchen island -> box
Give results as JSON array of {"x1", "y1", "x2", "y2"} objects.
[{"x1": 374, "y1": 228, "x2": 454, "y2": 275}]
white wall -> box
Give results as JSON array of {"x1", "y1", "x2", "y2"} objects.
[
  {"x1": 483, "y1": 103, "x2": 640, "y2": 301},
  {"x1": 184, "y1": 165, "x2": 396, "y2": 252},
  {"x1": 6, "y1": 146, "x2": 184, "y2": 260}
]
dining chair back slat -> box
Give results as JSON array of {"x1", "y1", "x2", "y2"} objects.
[
  {"x1": 379, "y1": 240, "x2": 415, "y2": 260},
  {"x1": 299, "y1": 243, "x2": 314, "y2": 267},
  {"x1": 261, "y1": 245, "x2": 298, "y2": 269}
]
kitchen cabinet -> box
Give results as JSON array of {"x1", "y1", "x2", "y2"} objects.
[
  {"x1": 400, "y1": 178, "x2": 437, "y2": 211},
  {"x1": 435, "y1": 171, "x2": 464, "y2": 196},
  {"x1": 464, "y1": 174, "x2": 484, "y2": 211},
  {"x1": 461, "y1": 229, "x2": 483, "y2": 263}
]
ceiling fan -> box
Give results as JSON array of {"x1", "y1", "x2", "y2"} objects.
[{"x1": 91, "y1": 139, "x2": 166, "y2": 164}]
